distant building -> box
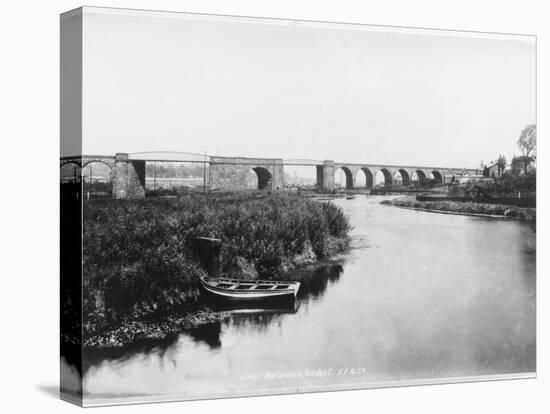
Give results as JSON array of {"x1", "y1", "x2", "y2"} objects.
[
  {"x1": 479, "y1": 161, "x2": 506, "y2": 179},
  {"x1": 446, "y1": 170, "x2": 491, "y2": 185},
  {"x1": 454, "y1": 174, "x2": 491, "y2": 184},
  {"x1": 486, "y1": 163, "x2": 500, "y2": 178}
]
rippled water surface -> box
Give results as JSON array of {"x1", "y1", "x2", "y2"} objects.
[{"x1": 83, "y1": 196, "x2": 536, "y2": 402}]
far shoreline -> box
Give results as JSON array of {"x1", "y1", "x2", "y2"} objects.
[{"x1": 380, "y1": 196, "x2": 536, "y2": 221}]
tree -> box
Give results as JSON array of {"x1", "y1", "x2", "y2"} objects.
[
  {"x1": 510, "y1": 156, "x2": 523, "y2": 176},
  {"x1": 496, "y1": 154, "x2": 507, "y2": 178},
  {"x1": 517, "y1": 124, "x2": 536, "y2": 173}
]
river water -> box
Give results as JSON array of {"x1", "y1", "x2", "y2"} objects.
[{"x1": 82, "y1": 196, "x2": 536, "y2": 403}]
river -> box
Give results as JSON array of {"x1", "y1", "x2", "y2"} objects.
[{"x1": 82, "y1": 195, "x2": 536, "y2": 404}]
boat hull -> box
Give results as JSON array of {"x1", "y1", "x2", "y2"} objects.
[{"x1": 200, "y1": 277, "x2": 300, "y2": 301}]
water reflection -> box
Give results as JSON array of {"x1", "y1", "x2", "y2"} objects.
[
  {"x1": 84, "y1": 263, "x2": 345, "y2": 374},
  {"x1": 83, "y1": 335, "x2": 181, "y2": 375},
  {"x1": 296, "y1": 264, "x2": 344, "y2": 302},
  {"x1": 205, "y1": 295, "x2": 299, "y2": 313},
  {"x1": 186, "y1": 322, "x2": 222, "y2": 349}
]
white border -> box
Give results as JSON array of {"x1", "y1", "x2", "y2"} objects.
[
  {"x1": 81, "y1": 6, "x2": 535, "y2": 42},
  {"x1": 84, "y1": 372, "x2": 536, "y2": 407}
]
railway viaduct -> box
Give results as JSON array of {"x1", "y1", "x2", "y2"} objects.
[{"x1": 60, "y1": 153, "x2": 479, "y2": 199}]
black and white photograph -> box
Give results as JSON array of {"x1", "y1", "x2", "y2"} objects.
[
  {"x1": 58, "y1": 6, "x2": 538, "y2": 407},
  {"x1": 4, "y1": 0, "x2": 550, "y2": 412}
]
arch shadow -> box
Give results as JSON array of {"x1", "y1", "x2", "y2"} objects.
[
  {"x1": 397, "y1": 169, "x2": 410, "y2": 186},
  {"x1": 335, "y1": 167, "x2": 353, "y2": 189},
  {"x1": 415, "y1": 170, "x2": 427, "y2": 184},
  {"x1": 431, "y1": 170, "x2": 443, "y2": 184},
  {"x1": 379, "y1": 168, "x2": 393, "y2": 187},
  {"x1": 357, "y1": 168, "x2": 374, "y2": 189},
  {"x1": 251, "y1": 167, "x2": 272, "y2": 190}
]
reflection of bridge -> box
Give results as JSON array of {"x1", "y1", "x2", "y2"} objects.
[{"x1": 60, "y1": 152, "x2": 479, "y2": 199}]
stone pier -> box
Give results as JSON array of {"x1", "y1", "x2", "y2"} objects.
[{"x1": 112, "y1": 153, "x2": 146, "y2": 198}]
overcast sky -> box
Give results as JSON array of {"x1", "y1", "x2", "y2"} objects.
[{"x1": 81, "y1": 8, "x2": 535, "y2": 169}]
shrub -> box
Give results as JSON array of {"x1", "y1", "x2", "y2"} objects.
[{"x1": 448, "y1": 170, "x2": 536, "y2": 199}]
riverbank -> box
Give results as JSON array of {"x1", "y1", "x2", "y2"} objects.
[
  {"x1": 83, "y1": 309, "x2": 229, "y2": 347},
  {"x1": 82, "y1": 192, "x2": 351, "y2": 347},
  {"x1": 381, "y1": 196, "x2": 536, "y2": 220},
  {"x1": 84, "y1": 257, "x2": 351, "y2": 348}
]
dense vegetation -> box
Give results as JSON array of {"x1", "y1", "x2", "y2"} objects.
[
  {"x1": 459, "y1": 123, "x2": 537, "y2": 200},
  {"x1": 83, "y1": 193, "x2": 351, "y2": 337},
  {"x1": 449, "y1": 170, "x2": 536, "y2": 199}
]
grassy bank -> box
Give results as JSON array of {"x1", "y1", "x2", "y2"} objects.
[
  {"x1": 381, "y1": 196, "x2": 536, "y2": 220},
  {"x1": 83, "y1": 192, "x2": 351, "y2": 342}
]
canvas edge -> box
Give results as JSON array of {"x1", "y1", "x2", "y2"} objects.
[{"x1": 82, "y1": 372, "x2": 536, "y2": 407}]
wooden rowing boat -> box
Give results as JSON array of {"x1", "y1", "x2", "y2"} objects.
[{"x1": 200, "y1": 276, "x2": 300, "y2": 300}]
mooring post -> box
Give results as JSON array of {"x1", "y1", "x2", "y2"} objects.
[{"x1": 190, "y1": 237, "x2": 222, "y2": 277}]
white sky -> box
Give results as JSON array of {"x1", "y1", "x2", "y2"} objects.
[{"x1": 81, "y1": 8, "x2": 535, "y2": 169}]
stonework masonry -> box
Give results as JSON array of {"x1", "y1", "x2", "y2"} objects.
[
  {"x1": 113, "y1": 154, "x2": 146, "y2": 199},
  {"x1": 317, "y1": 161, "x2": 335, "y2": 190},
  {"x1": 209, "y1": 157, "x2": 284, "y2": 191}
]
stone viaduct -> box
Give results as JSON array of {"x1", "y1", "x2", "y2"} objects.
[
  {"x1": 60, "y1": 153, "x2": 479, "y2": 199},
  {"x1": 60, "y1": 153, "x2": 146, "y2": 198}
]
